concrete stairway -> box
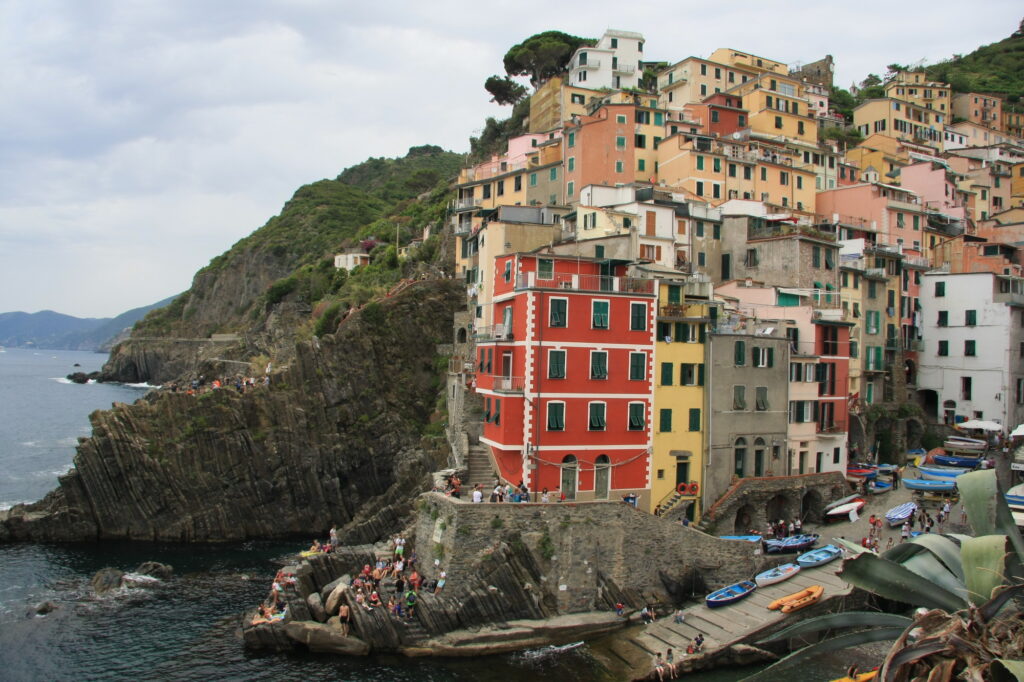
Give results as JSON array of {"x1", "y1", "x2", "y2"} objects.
[{"x1": 466, "y1": 443, "x2": 495, "y2": 488}]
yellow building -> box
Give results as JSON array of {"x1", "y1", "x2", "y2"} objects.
[
  {"x1": 845, "y1": 134, "x2": 940, "y2": 180},
  {"x1": 708, "y1": 48, "x2": 787, "y2": 76},
  {"x1": 884, "y1": 71, "x2": 951, "y2": 113},
  {"x1": 853, "y1": 99, "x2": 946, "y2": 148},
  {"x1": 726, "y1": 73, "x2": 819, "y2": 145},
  {"x1": 1012, "y1": 162, "x2": 1024, "y2": 208},
  {"x1": 651, "y1": 278, "x2": 712, "y2": 520},
  {"x1": 528, "y1": 76, "x2": 602, "y2": 133},
  {"x1": 657, "y1": 56, "x2": 758, "y2": 110}
]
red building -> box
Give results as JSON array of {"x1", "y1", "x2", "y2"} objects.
[
  {"x1": 475, "y1": 252, "x2": 656, "y2": 501},
  {"x1": 813, "y1": 319, "x2": 852, "y2": 439},
  {"x1": 694, "y1": 93, "x2": 748, "y2": 138}
]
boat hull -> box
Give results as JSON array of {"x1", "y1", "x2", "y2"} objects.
[
  {"x1": 916, "y1": 465, "x2": 970, "y2": 481},
  {"x1": 796, "y1": 545, "x2": 843, "y2": 567},
  {"x1": 885, "y1": 502, "x2": 917, "y2": 527},
  {"x1": 706, "y1": 580, "x2": 756, "y2": 608},
  {"x1": 904, "y1": 479, "x2": 956, "y2": 492},
  {"x1": 781, "y1": 585, "x2": 825, "y2": 613},
  {"x1": 754, "y1": 563, "x2": 801, "y2": 587},
  {"x1": 933, "y1": 454, "x2": 982, "y2": 468},
  {"x1": 765, "y1": 534, "x2": 819, "y2": 554}
]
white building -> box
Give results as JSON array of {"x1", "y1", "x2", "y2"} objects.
[
  {"x1": 566, "y1": 29, "x2": 645, "y2": 91},
  {"x1": 917, "y1": 271, "x2": 1024, "y2": 428},
  {"x1": 334, "y1": 251, "x2": 371, "y2": 270}
]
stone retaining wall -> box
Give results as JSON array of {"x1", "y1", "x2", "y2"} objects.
[{"x1": 699, "y1": 472, "x2": 848, "y2": 535}]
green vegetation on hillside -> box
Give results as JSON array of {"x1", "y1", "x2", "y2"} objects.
[{"x1": 927, "y1": 21, "x2": 1024, "y2": 98}]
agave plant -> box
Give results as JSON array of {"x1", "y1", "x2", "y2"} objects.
[{"x1": 745, "y1": 469, "x2": 1024, "y2": 682}]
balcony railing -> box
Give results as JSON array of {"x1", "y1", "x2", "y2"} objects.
[
  {"x1": 452, "y1": 198, "x2": 482, "y2": 212},
  {"x1": 490, "y1": 375, "x2": 525, "y2": 393},
  {"x1": 578, "y1": 59, "x2": 601, "y2": 69},
  {"x1": 613, "y1": 63, "x2": 636, "y2": 74},
  {"x1": 474, "y1": 324, "x2": 514, "y2": 342},
  {"x1": 515, "y1": 272, "x2": 655, "y2": 295}
]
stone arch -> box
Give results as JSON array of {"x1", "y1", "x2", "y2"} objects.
[
  {"x1": 457, "y1": 327, "x2": 468, "y2": 343},
  {"x1": 905, "y1": 418, "x2": 924, "y2": 451},
  {"x1": 734, "y1": 503, "x2": 756, "y2": 533},
  {"x1": 766, "y1": 494, "x2": 789, "y2": 524},
  {"x1": 801, "y1": 489, "x2": 824, "y2": 523}
]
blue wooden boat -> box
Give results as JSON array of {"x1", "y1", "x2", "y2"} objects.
[
  {"x1": 796, "y1": 545, "x2": 843, "y2": 568},
  {"x1": 719, "y1": 535, "x2": 763, "y2": 543},
  {"x1": 868, "y1": 480, "x2": 892, "y2": 494},
  {"x1": 706, "y1": 580, "x2": 756, "y2": 607},
  {"x1": 885, "y1": 501, "x2": 917, "y2": 527},
  {"x1": 916, "y1": 465, "x2": 970, "y2": 481},
  {"x1": 933, "y1": 454, "x2": 982, "y2": 468},
  {"x1": 754, "y1": 563, "x2": 800, "y2": 587},
  {"x1": 904, "y1": 478, "x2": 956, "y2": 493},
  {"x1": 765, "y1": 533, "x2": 819, "y2": 554},
  {"x1": 1005, "y1": 494, "x2": 1024, "y2": 508}
]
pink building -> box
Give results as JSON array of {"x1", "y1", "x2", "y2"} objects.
[
  {"x1": 816, "y1": 183, "x2": 929, "y2": 255},
  {"x1": 898, "y1": 161, "x2": 969, "y2": 222}
]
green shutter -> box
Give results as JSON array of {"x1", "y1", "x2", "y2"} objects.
[
  {"x1": 735, "y1": 340, "x2": 746, "y2": 365},
  {"x1": 697, "y1": 364, "x2": 705, "y2": 386},
  {"x1": 661, "y1": 362, "x2": 674, "y2": 385},
  {"x1": 688, "y1": 408, "x2": 701, "y2": 431},
  {"x1": 698, "y1": 323, "x2": 706, "y2": 343},
  {"x1": 767, "y1": 347, "x2": 774, "y2": 367},
  {"x1": 659, "y1": 408, "x2": 672, "y2": 432},
  {"x1": 550, "y1": 351, "x2": 565, "y2": 378}
]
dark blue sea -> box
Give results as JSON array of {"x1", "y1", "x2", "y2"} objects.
[{"x1": 0, "y1": 348, "x2": 874, "y2": 681}]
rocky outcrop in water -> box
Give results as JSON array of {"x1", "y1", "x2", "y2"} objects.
[{"x1": 0, "y1": 281, "x2": 462, "y2": 543}]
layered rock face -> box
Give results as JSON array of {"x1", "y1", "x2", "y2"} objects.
[{"x1": 0, "y1": 280, "x2": 462, "y2": 543}]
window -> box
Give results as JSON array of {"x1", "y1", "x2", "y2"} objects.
[
  {"x1": 728, "y1": 163, "x2": 737, "y2": 177},
  {"x1": 688, "y1": 408, "x2": 701, "y2": 432},
  {"x1": 529, "y1": 172, "x2": 537, "y2": 187},
  {"x1": 615, "y1": 160, "x2": 624, "y2": 173},
  {"x1": 753, "y1": 346, "x2": 774, "y2": 367},
  {"x1": 965, "y1": 309, "x2": 977, "y2": 326},
  {"x1": 937, "y1": 311, "x2": 948, "y2": 327},
  {"x1": 711, "y1": 109, "x2": 719, "y2": 123},
  {"x1": 538, "y1": 258, "x2": 554, "y2": 280},
  {"x1": 755, "y1": 386, "x2": 769, "y2": 411},
  {"x1": 696, "y1": 181, "x2": 704, "y2": 196},
  {"x1": 549, "y1": 298, "x2": 567, "y2": 327},
  {"x1": 935, "y1": 281, "x2": 945, "y2": 297},
  {"x1": 696, "y1": 156, "x2": 704, "y2": 171},
  {"x1": 589, "y1": 403, "x2": 606, "y2": 430},
  {"x1": 548, "y1": 350, "x2": 566, "y2": 378},
  {"x1": 780, "y1": 171, "x2": 789, "y2": 185},
  {"x1": 681, "y1": 363, "x2": 703, "y2": 386},
  {"x1": 660, "y1": 362, "x2": 674, "y2": 386},
  {"x1": 868, "y1": 281, "x2": 877, "y2": 299},
  {"x1": 733, "y1": 385, "x2": 747, "y2": 410},
  {"x1": 812, "y1": 246, "x2": 821, "y2": 268},
  {"x1": 615, "y1": 136, "x2": 626, "y2": 149},
  {"x1": 867, "y1": 310, "x2": 880, "y2": 334},
  {"x1": 567, "y1": 157, "x2": 575, "y2": 172},
  {"x1": 590, "y1": 351, "x2": 608, "y2": 379},
  {"x1": 546, "y1": 402, "x2": 564, "y2": 430},
  {"x1": 659, "y1": 408, "x2": 672, "y2": 432},
  {"x1": 592, "y1": 300, "x2": 609, "y2": 329},
  {"x1": 713, "y1": 224, "x2": 720, "y2": 239},
  {"x1": 714, "y1": 158, "x2": 721, "y2": 173},
  {"x1": 628, "y1": 403, "x2": 645, "y2": 430},
  {"x1": 630, "y1": 302, "x2": 647, "y2": 330},
  {"x1": 567, "y1": 181, "x2": 574, "y2": 197},
  {"x1": 965, "y1": 340, "x2": 976, "y2": 356},
  {"x1": 567, "y1": 132, "x2": 575, "y2": 147},
  {"x1": 962, "y1": 376, "x2": 972, "y2": 400},
  {"x1": 638, "y1": 158, "x2": 646, "y2": 172},
  {"x1": 616, "y1": 114, "x2": 627, "y2": 124},
  {"x1": 635, "y1": 134, "x2": 646, "y2": 148},
  {"x1": 745, "y1": 248, "x2": 759, "y2": 266},
  {"x1": 938, "y1": 340, "x2": 948, "y2": 356},
  {"x1": 738, "y1": 114, "x2": 746, "y2": 127},
  {"x1": 734, "y1": 340, "x2": 746, "y2": 366},
  {"x1": 549, "y1": 167, "x2": 558, "y2": 181},
  {"x1": 629, "y1": 352, "x2": 647, "y2": 381},
  {"x1": 775, "y1": 116, "x2": 783, "y2": 129}
]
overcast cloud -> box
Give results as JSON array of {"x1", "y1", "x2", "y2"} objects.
[{"x1": 1, "y1": 0, "x2": 1020, "y2": 317}]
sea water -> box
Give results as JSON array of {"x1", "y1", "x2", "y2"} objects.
[{"x1": 0, "y1": 348, "x2": 875, "y2": 680}]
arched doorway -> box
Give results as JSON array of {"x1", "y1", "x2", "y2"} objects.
[
  {"x1": 766, "y1": 494, "x2": 788, "y2": 524},
  {"x1": 734, "y1": 503, "x2": 755, "y2": 533},
  {"x1": 457, "y1": 327, "x2": 468, "y2": 343},
  {"x1": 594, "y1": 455, "x2": 610, "y2": 500},
  {"x1": 906, "y1": 418, "x2": 924, "y2": 451},
  {"x1": 734, "y1": 437, "x2": 747, "y2": 478},
  {"x1": 560, "y1": 455, "x2": 578, "y2": 501},
  {"x1": 801, "y1": 489, "x2": 824, "y2": 523},
  {"x1": 943, "y1": 399, "x2": 957, "y2": 425},
  {"x1": 919, "y1": 389, "x2": 938, "y2": 421}
]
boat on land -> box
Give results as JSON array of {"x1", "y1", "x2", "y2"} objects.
[
  {"x1": 868, "y1": 480, "x2": 892, "y2": 494},
  {"x1": 765, "y1": 533, "x2": 819, "y2": 554},
  {"x1": 824, "y1": 494, "x2": 861, "y2": 512},
  {"x1": 706, "y1": 580, "x2": 757, "y2": 608},
  {"x1": 944, "y1": 436, "x2": 987, "y2": 452},
  {"x1": 933, "y1": 453, "x2": 983, "y2": 468},
  {"x1": 845, "y1": 467, "x2": 877, "y2": 483},
  {"x1": 885, "y1": 501, "x2": 917, "y2": 527},
  {"x1": 825, "y1": 499, "x2": 865, "y2": 521},
  {"x1": 754, "y1": 563, "x2": 800, "y2": 587},
  {"x1": 718, "y1": 535, "x2": 763, "y2": 543},
  {"x1": 796, "y1": 545, "x2": 843, "y2": 568},
  {"x1": 768, "y1": 584, "x2": 825, "y2": 612},
  {"x1": 1005, "y1": 494, "x2": 1024, "y2": 509},
  {"x1": 830, "y1": 670, "x2": 878, "y2": 682},
  {"x1": 915, "y1": 464, "x2": 970, "y2": 481},
  {"x1": 904, "y1": 478, "x2": 956, "y2": 493}
]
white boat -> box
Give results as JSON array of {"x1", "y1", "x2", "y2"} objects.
[
  {"x1": 944, "y1": 436, "x2": 987, "y2": 453},
  {"x1": 916, "y1": 465, "x2": 970, "y2": 481},
  {"x1": 754, "y1": 563, "x2": 801, "y2": 587},
  {"x1": 825, "y1": 499, "x2": 865, "y2": 522}
]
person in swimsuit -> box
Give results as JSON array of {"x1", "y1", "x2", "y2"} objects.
[{"x1": 338, "y1": 603, "x2": 351, "y2": 636}]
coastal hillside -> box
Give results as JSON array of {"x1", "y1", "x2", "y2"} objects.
[
  {"x1": 1, "y1": 279, "x2": 462, "y2": 542},
  {"x1": 0, "y1": 297, "x2": 174, "y2": 351},
  {"x1": 926, "y1": 20, "x2": 1024, "y2": 97},
  {"x1": 102, "y1": 145, "x2": 463, "y2": 383}
]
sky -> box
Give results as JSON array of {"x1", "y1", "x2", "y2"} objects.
[{"x1": 1, "y1": 1, "x2": 1021, "y2": 318}]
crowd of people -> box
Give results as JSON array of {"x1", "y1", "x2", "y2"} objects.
[
  {"x1": 163, "y1": 373, "x2": 270, "y2": 395},
  {"x1": 250, "y1": 568, "x2": 295, "y2": 625},
  {"x1": 765, "y1": 517, "x2": 803, "y2": 538}
]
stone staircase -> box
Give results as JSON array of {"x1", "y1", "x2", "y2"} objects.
[{"x1": 466, "y1": 443, "x2": 495, "y2": 488}]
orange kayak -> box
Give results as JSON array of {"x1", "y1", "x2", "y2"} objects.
[{"x1": 768, "y1": 585, "x2": 824, "y2": 612}]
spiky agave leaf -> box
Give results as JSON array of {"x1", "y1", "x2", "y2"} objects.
[
  {"x1": 897, "y1": 552, "x2": 968, "y2": 602},
  {"x1": 878, "y1": 636, "x2": 950, "y2": 681},
  {"x1": 742, "y1": 627, "x2": 908, "y2": 681},
  {"x1": 990, "y1": 658, "x2": 1024, "y2": 682},
  {"x1": 832, "y1": 537, "x2": 875, "y2": 555},
  {"x1": 979, "y1": 583, "x2": 1024, "y2": 622},
  {"x1": 961, "y1": 535, "x2": 1010, "y2": 605},
  {"x1": 882, "y1": 533, "x2": 965, "y2": 583},
  {"x1": 956, "y1": 469, "x2": 1024, "y2": 578},
  {"x1": 839, "y1": 552, "x2": 966, "y2": 612},
  {"x1": 757, "y1": 611, "x2": 913, "y2": 644}
]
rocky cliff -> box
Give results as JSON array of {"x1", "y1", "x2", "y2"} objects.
[{"x1": 0, "y1": 280, "x2": 462, "y2": 543}]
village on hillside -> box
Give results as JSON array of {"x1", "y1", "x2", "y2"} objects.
[{"x1": 433, "y1": 29, "x2": 1024, "y2": 524}]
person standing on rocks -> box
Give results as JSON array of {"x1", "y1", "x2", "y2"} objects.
[{"x1": 338, "y1": 603, "x2": 351, "y2": 636}]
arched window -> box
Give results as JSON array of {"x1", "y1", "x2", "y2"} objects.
[
  {"x1": 561, "y1": 455, "x2": 578, "y2": 500},
  {"x1": 734, "y1": 437, "x2": 747, "y2": 478},
  {"x1": 753, "y1": 437, "x2": 766, "y2": 477},
  {"x1": 594, "y1": 454, "x2": 610, "y2": 500}
]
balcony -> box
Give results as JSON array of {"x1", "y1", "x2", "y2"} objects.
[
  {"x1": 578, "y1": 59, "x2": 602, "y2": 70},
  {"x1": 613, "y1": 63, "x2": 636, "y2": 75},
  {"x1": 887, "y1": 198, "x2": 922, "y2": 212},
  {"x1": 474, "y1": 324, "x2": 514, "y2": 342},
  {"x1": 452, "y1": 198, "x2": 482, "y2": 212},
  {"x1": 515, "y1": 272, "x2": 655, "y2": 295},
  {"x1": 490, "y1": 375, "x2": 525, "y2": 393},
  {"x1": 903, "y1": 255, "x2": 931, "y2": 269}
]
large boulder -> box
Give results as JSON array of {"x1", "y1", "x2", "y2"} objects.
[
  {"x1": 283, "y1": 621, "x2": 370, "y2": 655},
  {"x1": 320, "y1": 575, "x2": 348, "y2": 604},
  {"x1": 135, "y1": 561, "x2": 174, "y2": 580},
  {"x1": 91, "y1": 567, "x2": 124, "y2": 594},
  {"x1": 324, "y1": 582, "x2": 348, "y2": 616},
  {"x1": 307, "y1": 592, "x2": 328, "y2": 623}
]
